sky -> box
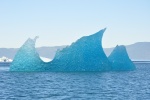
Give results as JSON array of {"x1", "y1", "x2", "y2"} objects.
[{"x1": 0, "y1": 0, "x2": 150, "y2": 48}]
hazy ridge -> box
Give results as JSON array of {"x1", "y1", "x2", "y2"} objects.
[{"x1": 0, "y1": 42, "x2": 150, "y2": 60}]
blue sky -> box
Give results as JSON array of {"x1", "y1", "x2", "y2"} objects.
[{"x1": 0, "y1": 0, "x2": 150, "y2": 48}]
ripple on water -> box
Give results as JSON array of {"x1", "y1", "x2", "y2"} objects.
[{"x1": 0, "y1": 63, "x2": 150, "y2": 99}]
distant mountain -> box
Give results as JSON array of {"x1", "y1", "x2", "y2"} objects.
[
  {"x1": 0, "y1": 48, "x2": 18, "y2": 59},
  {"x1": 104, "y1": 42, "x2": 150, "y2": 60},
  {"x1": 0, "y1": 46, "x2": 66, "y2": 60},
  {"x1": 0, "y1": 42, "x2": 150, "y2": 60},
  {"x1": 36, "y1": 46, "x2": 66, "y2": 59},
  {"x1": 126, "y1": 42, "x2": 150, "y2": 60}
]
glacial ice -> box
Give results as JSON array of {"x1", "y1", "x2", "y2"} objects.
[
  {"x1": 46, "y1": 28, "x2": 111, "y2": 71},
  {"x1": 10, "y1": 28, "x2": 136, "y2": 72},
  {"x1": 10, "y1": 37, "x2": 45, "y2": 71},
  {"x1": 108, "y1": 45, "x2": 136, "y2": 71}
]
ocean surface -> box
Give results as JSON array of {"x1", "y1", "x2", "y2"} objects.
[{"x1": 0, "y1": 63, "x2": 150, "y2": 100}]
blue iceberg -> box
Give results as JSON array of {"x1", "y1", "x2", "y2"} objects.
[
  {"x1": 10, "y1": 37, "x2": 45, "y2": 71},
  {"x1": 46, "y1": 28, "x2": 111, "y2": 71},
  {"x1": 108, "y1": 45, "x2": 136, "y2": 71},
  {"x1": 10, "y1": 28, "x2": 136, "y2": 72}
]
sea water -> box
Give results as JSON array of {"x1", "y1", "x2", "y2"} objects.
[{"x1": 0, "y1": 63, "x2": 150, "y2": 100}]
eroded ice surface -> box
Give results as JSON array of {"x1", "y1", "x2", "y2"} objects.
[
  {"x1": 108, "y1": 45, "x2": 136, "y2": 71},
  {"x1": 10, "y1": 37, "x2": 45, "y2": 71},
  {"x1": 46, "y1": 28, "x2": 111, "y2": 71},
  {"x1": 10, "y1": 28, "x2": 136, "y2": 72}
]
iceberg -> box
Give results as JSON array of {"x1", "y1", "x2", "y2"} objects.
[
  {"x1": 10, "y1": 37, "x2": 45, "y2": 71},
  {"x1": 46, "y1": 28, "x2": 111, "y2": 71},
  {"x1": 10, "y1": 28, "x2": 136, "y2": 72},
  {"x1": 108, "y1": 45, "x2": 136, "y2": 71}
]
